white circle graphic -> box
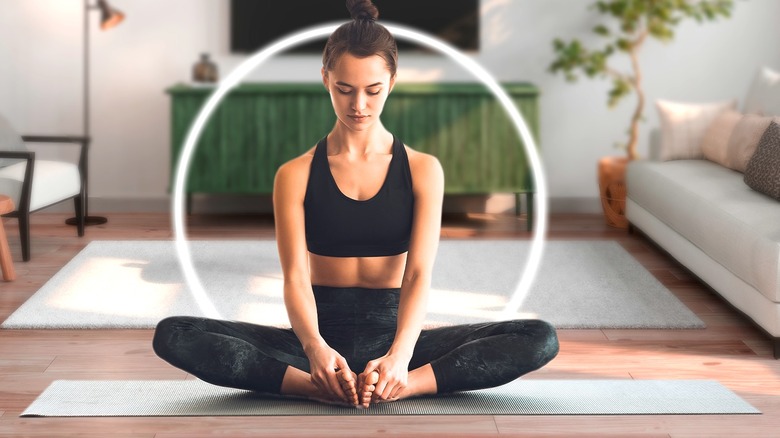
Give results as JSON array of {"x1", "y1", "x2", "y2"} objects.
[{"x1": 172, "y1": 22, "x2": 548, "y2": 320}]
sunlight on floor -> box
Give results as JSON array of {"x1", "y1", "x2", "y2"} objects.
[
  {"x1": 240, "y1": 276, "x2": 289, "y2": 325},
  {"x1": 248, "y1": 275, "x2": 285, "y2": 297},
  {"x1": 428, "y1": 288, "x2": 538, "y2": 322},
  {"x1": 45, "y1": 257, "x2": 179, "y2": 318},
  {"x1": 237, "y1": 302, "x2": 291, "y2": 327}
]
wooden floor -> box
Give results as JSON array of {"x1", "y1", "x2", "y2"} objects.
[{"x1": 0, "y1": 212, "x2": 777, "y2": 437}]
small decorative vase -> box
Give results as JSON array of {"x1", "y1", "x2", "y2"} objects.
[
  {"x1": 193, "y1": 53, "x2": 218, "y2": 83},
  {"x1": 598, "y1": 156, "x2": 629, "y2": 229}
]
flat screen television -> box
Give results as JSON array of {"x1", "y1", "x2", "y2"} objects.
[{"x1": 230, "y1": 0, "x2": 479, "y2": 54}]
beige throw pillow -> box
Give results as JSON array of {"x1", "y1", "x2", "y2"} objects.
[
  {"x1": 726, "y1": 114, "x2": 780, "y2": 172},
  {"x1": 656, "y1": 99, "x2": 738, "y2": 161},
  {"x1": 701, "y1": 109, "x2": 742, "y2": 168}
]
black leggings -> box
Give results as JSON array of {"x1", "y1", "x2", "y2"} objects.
[{"x1": 152, "y1": 285, "x2": 559, "y2": 395}]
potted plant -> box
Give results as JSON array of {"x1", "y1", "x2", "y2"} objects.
[{"x1": 548, "y1": 0, "x2": 733, "y2": 228}]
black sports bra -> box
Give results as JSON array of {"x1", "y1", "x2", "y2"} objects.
[{"x1": 304, "y1": 134, "x2": 414, "y2": 257}]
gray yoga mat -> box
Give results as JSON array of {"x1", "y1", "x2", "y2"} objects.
[
  {"x1": 1, "y1": 240, "x2": 705, "y2": 330},
  {"x1": 21, "y1": 379, "x2": 759, "y2": 417}
]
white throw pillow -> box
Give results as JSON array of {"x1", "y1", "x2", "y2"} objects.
[
  {"x1": 656, "y1": 98, "x2": 738, "y2": 161},
  {"x1": 743, "y1": 66, "x2": 780, "y2": 116}
]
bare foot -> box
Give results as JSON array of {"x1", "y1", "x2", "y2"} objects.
[
  {"x1": 279, "y1": 366, "x2": 358, "y2": 408},
  {"x1": 364, "y1": 364, "x2": 439, "y2": 407},
  {"x1": 336, "y1": 368, "x2": 359, "y2": 406},
  {"x1": 358, "y1": 370, "x2": 380, "y2": 408}
]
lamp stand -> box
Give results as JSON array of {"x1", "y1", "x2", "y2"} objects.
[{"x1": 68, "y1": 0, "x2": 108, "y2": 227}]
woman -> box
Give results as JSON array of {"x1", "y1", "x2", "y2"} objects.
[{"x1": 153, "y1": 0, "x2": 559, "y2": 409}]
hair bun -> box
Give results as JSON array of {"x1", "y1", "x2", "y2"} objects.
[{"x1": 347, "y1": 0, "x2": 379, "y2": 22}]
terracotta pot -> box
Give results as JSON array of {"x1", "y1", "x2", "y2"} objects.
[{"x1": 598, "y1": 156, "x2": 629, "y2": 229}]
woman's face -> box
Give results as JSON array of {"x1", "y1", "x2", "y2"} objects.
[{"x1": 322, "y1": 52, "x2": 395, "y2": 132}]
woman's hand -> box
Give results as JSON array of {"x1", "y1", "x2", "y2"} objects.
[
  {"x1": 359, "y1": 352, "x2": 411, "y2": 404},
  {"x1": 304, "y1": 340, "x2": 355, "y2": 404}
]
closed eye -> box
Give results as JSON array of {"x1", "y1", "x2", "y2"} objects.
[{"x1": 337, "y1": 89, "x2": 381, "y2": 96}]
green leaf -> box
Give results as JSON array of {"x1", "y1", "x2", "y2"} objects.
[
  {"x1": 648, "y1": 20, "x2": 674, "y2": 41},
  {"x1": 593, "y1": 24, "x2": 611, "y2": 36},
  {"x1": 607, "y1": 78, "x2": 632, "y2": 108}
]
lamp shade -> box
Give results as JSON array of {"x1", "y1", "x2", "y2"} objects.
[{"x1": 97, "y1": 0, "x2": 124, "y2": 30}]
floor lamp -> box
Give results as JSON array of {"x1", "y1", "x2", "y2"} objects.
[{"x1": 67, "y1": 0, "x2": 124, "y2": 227}]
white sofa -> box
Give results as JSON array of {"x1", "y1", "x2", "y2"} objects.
[
  {"x1": 627, "y1": 158, "x2": 780, "y2": 358},
  {"x1": 626, "y1": 68, "x2": 780, "y2": 358}
]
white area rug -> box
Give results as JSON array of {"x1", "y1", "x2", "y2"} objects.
[
  {"x1": 21, "y1": 379, "x2": 758, "y2": 416},
  {"x1": 1, "y1": 240, "x2": 705, "y2": 329}
]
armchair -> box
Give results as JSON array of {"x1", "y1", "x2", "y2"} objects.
[{"x1": 0, "y1": 114, "x2": 85, "y2": 261}]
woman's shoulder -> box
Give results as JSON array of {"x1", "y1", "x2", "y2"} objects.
[
  {"x1": 279, "y1": 143, "x2": 318, "y2": 170},
  {"x1": 403, "y1": 143, "x2": 441, "y2": 168},
  {"x1": 274, "y1": 143, "x2": 318, "y2": 193},
  {"x1": 402, "y1": 143, "x2": 444, "y2": 189}
]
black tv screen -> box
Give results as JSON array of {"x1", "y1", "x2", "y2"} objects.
[{"x1": 230, "y1": 0, "x2": 479, "y2": 54}]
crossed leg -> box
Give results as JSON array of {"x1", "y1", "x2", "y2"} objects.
[
  {"x1": 153, "y1": 316, "x2": 559, "y2": 408},
  {"x1": 355, "y1": 319, "x2": 559, "y2": 407},
  {"x1": 152, "y1": 316, "x2": 360, "y2": 407}
]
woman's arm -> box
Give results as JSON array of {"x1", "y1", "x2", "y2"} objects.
[
  {"x1": 273, "y1": 158, "x2": 354, "y2": 403},
  {"x1": 361, "y1": 152, "x2": 445, "y2": 401}
]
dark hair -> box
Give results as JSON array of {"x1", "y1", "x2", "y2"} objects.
[{"x1": 322, "y1": 0, "x2": 398, "y2": 77}]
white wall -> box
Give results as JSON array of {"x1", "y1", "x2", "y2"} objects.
[{"x1": 1, "y1": 0, "x2": 778, "y2": 214}]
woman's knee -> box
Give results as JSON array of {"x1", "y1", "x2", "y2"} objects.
[
  {"x1": 504, "y1": 319, "x2": 559, "y2": 365},
  {"x1": 152, "y1": 316, "x2": 202, "y2": 358},
  {"x1": 497, "y1": 319, "x2": 556, "y2": 338},
  {"x1": 530, "y1": 319, "x2": 560, "y2": 363}
]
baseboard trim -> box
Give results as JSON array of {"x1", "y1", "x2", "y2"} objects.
[
  {"x1": 39, "y1": 195, "x2": 602, "y2": 215},
  {"x1": 549, "y1": 197, "x2": 602, "y2": 214}
]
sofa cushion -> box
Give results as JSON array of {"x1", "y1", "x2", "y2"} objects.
[
  {"x1": 0, "y1": 160, "x2": 80, "y2": 211},
  {"x1": 701, "y1": 109, "x2": 742, "y2": 168},
  {"x1": 656, "y1": 99, "x2": 737, "y2": 161},
  {"x1": 727, "y1": 114, "x2": 780, "y2": 172},
  {"x1": 627, "y1": 159, "x2": 780, "y2": 303},
  {"x1": 744, "y1": 120, "x2": 780, "y2": 200}
]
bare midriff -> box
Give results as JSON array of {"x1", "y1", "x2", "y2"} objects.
[{"x1": 308, "y1": 251, "x2": 407, "y2": 289}]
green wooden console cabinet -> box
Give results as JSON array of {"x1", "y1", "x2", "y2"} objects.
[{"x1": 166, "y1": 82, "x2": 540, "y2": 229}]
